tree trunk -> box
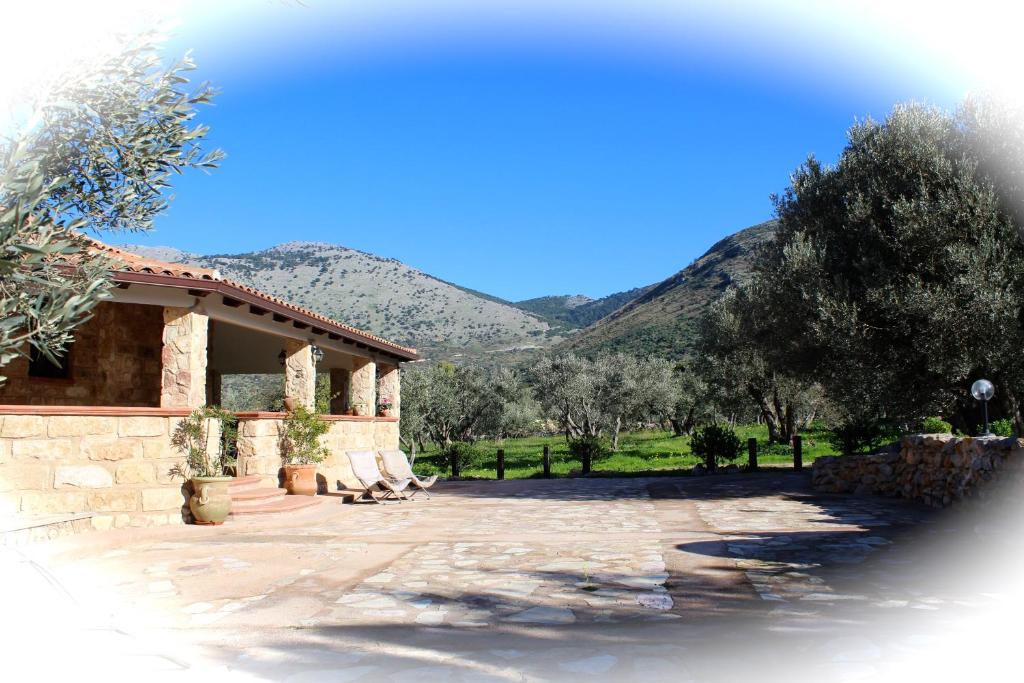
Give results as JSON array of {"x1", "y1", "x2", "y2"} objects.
[
  {"x1": 611, "y1": 416, "x2": 622, "y2": 451},
  {"x1": 670, "y1": 405, "x2": 696, "y2": 437},
  {"x1": 781, "y1": 401, "x2": 795, "y2": 443},
  {"x1": 749, "y1": 384, "x2": 782, "y2": 443},
  {"x1": 1002, "y1": 384, "x2": 1023, "y2": 436}
]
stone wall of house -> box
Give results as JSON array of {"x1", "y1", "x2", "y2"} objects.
[
  {"x1": 811, "y1": 434, "x2": 1024, "y2": 507},
  {"x1": 236, "y1": 416, "x2": 400, "y2": 491},
  {"x1": 0, "y1": 413, "x2": 191, "y2": 529},
  {"x1": 0, "y1": 302, "x2": 164, "y2": 407}
]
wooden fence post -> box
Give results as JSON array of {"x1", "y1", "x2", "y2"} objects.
[
  {"x1": 747, "y1": 437, "x2": 758, "y2": 471},
  {"x1": 543, "y1": 445, "x2": 551, "y2": 478},
  {"x1": 497, "y1": 448, "x2": 505, "y2": 480},
  {"x1": 451, "y1": 450, "x2": 460, "y2": 478},
  {"x1": 793, "y1": 435, "x2": 803, "y2": 471}
]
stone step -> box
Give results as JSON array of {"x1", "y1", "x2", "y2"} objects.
[
  {"x1": 229, "y1": 487, "x2": 288, "y2": 510},
  {"x1": 229, "y1": 495, "x2": 323, "y2": 517},
  {"x1": 227, "y1": 475, "x2": 263, "y2": 493},
  {"x1": 1, "y1": 513, "x2": 95, "y2": 546}
]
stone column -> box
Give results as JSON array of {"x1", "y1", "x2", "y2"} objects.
[
  {"x1": 329, "y1": 368, "x2": 350, "y2": 415},
  {"x1": 160, "y1": 307, "x2": 208, "y2": 408},
  {"x1": 377, "y1": 363, "x2": 400, "y2": 418},
  {"x1": 283, "y1": 339, "x2": 316, "y2": 411},
  {"x1": 350, "y1": 357, "x2": 376, "y2": 416}
]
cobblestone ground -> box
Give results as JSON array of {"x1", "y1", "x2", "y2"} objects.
[{"x1": 6, "y1": 472, "x2": 1022, "y2": 682}]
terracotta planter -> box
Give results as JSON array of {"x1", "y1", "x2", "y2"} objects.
[
  {"x1": 283, "y1": 463, "x2": 318, "y2": 496},
  {"x1": 283, "y1": 396, "x2": 298, "y2": 412},
  {"x1": 189, "y1": 476, "x2": 233, "y2": 525}
]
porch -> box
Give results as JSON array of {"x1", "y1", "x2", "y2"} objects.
[{"x1": 0, "y1": 244, "x2": 417, "y2": 530}]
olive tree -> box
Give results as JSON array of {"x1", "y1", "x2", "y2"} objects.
[
  {"x1": 1, "y1": 33, "x2": 223, "y2": 382},
  {"x1": 751, "y1": 100, "x2": 1024, "y2": 445}
]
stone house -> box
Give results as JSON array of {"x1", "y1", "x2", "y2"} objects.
[{"x1": 0, "y1": 241, "x2": 417, "y2": 532}]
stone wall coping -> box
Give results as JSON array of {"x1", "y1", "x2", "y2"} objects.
[
  {"x1": 233, "y1": 412, "x2": 399, "y2": 423},
  {"x1": 0, "y1": 405, "x2": 192, "y2": 417},
  {"x1": 0, "y1": 405, "x2": 400, "y2": 422}
]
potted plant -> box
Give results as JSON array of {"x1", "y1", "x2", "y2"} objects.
[
  {"x1": 350, "y1": 400, "x2": 367, "y2": 417},
  {"x1": 280, "y1": 405, "x2": 330, "y2": 495},
  {"x1": 377, "y1": 395, "x2": 393, "y2": 417},
  {"x1": 170, "y1": 406, "x2": 237, "y2": 525}
]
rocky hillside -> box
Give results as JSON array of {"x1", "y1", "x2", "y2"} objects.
[
  {"x1": 124, "y1": 241, "x2": 560, "y2": 360},
  {"x1": 125, "y1": 220, "x2": 775, "y2": 364},
  {"x1": 559, "y1": 220, "x2": 778, "y2": 358},
  {"x1": 513, "y1": 287, "x2": 654, "y2": 333}
]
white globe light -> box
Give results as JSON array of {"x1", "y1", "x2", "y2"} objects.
[{"x1": 971, "y1": 379, "x2": 994, "y2": 401}]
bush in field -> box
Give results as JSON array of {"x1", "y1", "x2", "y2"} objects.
[
  {"x1": 921, "y1": 416, "x2": 953, "y2": 434},
  {"x1": 567, "y1": 435, "x2": 608, "y2": 471},
  {"x1": 828, "y1": 419, "x2": 895, "y2": 456},
  {"x1": 439, "y1": 441, "x2": 485, "y2": 475},
  {"x1": 991, "y1": 418, "x2": 1015, "y2": 437},
  {"x1": 690, "y1": 424, "x2": 742, "y2": 469}
]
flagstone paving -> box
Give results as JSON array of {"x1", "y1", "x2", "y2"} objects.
[{"x1": 6, "y1": 471, "x2": 1022, "y2": 681}]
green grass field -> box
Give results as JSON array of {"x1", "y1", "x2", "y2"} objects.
[{"x1": 411, "y1": 425, "x2": 839, "y2": 479}]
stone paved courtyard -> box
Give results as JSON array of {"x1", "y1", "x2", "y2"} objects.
[{"x1": 5, "y1": 472, "x2": 1023, "y2": 682}]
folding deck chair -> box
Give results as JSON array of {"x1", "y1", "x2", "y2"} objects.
[
  {"x1": 379, "y1": 449, "x2": 438, "y2": 500},
  {"x1": 345, "y1": 450, "x2": 411, "y2": 504}
]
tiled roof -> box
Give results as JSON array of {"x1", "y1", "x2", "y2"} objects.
[{"x1": 82, "y1": 237, "x2": 418, "y2": 358}]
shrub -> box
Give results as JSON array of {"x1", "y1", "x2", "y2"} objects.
[
  {"x1": 690, "y1": 424, "x2": 742, "y2": 469},
  {"x1": 827, "y1": 419, "x2": 895, "y2": 456},
  {"x1": 439, "y1": 442, "x2": 485, "y2": 474},
  {"x1": 921, "y1": 416, "x2": 953, "y2": 434},
  {"x1": 567, "y1": 435, "x2": 609, "y2": 472},
  {"x1": 991, "y1": 418, "x2": 1015, "y2": 437},
  {"x1": 170, "y1": 406, "x2": 237, "y2": 478},
  {"x1": 280, "y1": 406, "x2": 330, "y2": 465}
]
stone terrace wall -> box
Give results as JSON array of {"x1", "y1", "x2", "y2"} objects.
[
  {"x1": 236, "y1": 415, "x2": 400, "y2": 492},
  {"x1": 812, "y1": 434, "x2": 1024, "y2": 507},
  {"x1": 0, "y1": 413, "x2": 189, "y2": 529}
]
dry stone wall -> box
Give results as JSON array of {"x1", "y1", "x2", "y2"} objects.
[
  {"x1": 237, "y1": 416, "x2": 399, "y2": 491},
  {"x1": 812, "y1": 434, "x2": 1024, "y2": 507},
  {"x1": 0, "y1": 413, "x2": 190, "y2": 529}
]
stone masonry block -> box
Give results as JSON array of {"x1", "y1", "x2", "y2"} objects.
[
  {"x1": 0, "y1": 463, "x2": 51, "y2": 492},
  {"x1": 83, "y1": 437, "x2": 143, "y2": 461},
  {"x1": 0, "y1": 415, "x2": 46, "y2": 438},
  {"x1": 54, "y1": 465, "x2": 114, "y2": 489},
  {"x1": 20, "y1": 491, "x2": 87, "y2": 514},
  {"x1": 142, "y1": 487, "x2": 185, "y2": 511},
  {"x1": 87, "y1": 490, "x2": 139, "y2": 512},
  {"x1": 118, "y1": 416, "x2": 167, "y2": 437},
  {"x1": 12, "y1": 438, "x2": 74, "y2": 460},
  {"x1": 47, "y1": 416, "x2": 117, "y2": 438},
  {"x1": 115, "y1": 461, "x2": 156, "y2": 484},
  {"x1": 143, "y1": 438, "x2": 176, "y2": 460}
]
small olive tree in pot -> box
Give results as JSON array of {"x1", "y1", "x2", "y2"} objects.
[
  {"x1": 170, "y1": 406, "x2": 237, "y2": 524},
  {"x1": 280, "y1": 406, "x2": 330, "y2": 495}
]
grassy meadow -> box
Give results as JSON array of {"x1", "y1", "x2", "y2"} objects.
[{"x1": 411, "y1": 425, "x2": 839, "y2": 479}]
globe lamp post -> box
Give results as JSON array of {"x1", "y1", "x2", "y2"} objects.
[{"x1": 971, "y1": 379, "x2": 995, "y2": 437}]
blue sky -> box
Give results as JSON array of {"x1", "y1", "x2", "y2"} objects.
[{"x1": 111, "y1": 1, "x2": 968, "y2": 301}]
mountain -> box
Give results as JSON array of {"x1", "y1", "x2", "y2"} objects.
[
  {"x1": 513, "y1": 287, "x2": 655, "y2": 332},
  {"x1": 124, "y1": 220, "x2": 775, "y2": 364},
  {"x1": 124, "y1": 241, "x2": 560, "y2": 361},
  {"x1": 559, "y1": 220, "x2": 778, "y2": 358}
]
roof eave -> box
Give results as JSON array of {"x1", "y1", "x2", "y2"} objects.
[{"x1": 111, "y1": 271, "x2": 419, "y2": 362}]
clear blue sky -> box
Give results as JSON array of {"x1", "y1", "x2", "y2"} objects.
[{"x1": 113, "y1": 1, "x2": 966, "y2": 301}]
